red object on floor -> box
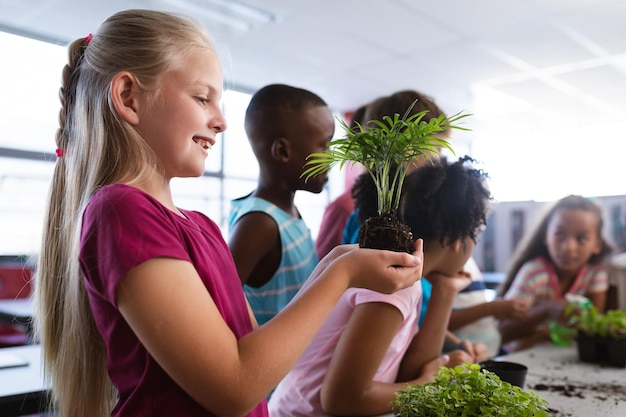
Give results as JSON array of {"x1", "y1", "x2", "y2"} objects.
[{"x1": 0, "y1": 265, "x2": 33, "y2": 347}]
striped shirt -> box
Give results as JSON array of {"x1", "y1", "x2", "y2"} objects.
[
  {"x1": 229, "y1": 195, "x2": 318, "y2": 325},
  {"x1": 504, "y1": 256, "x2": 609, "y2": 305}
]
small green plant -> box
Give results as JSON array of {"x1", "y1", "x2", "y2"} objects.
[
  {"x1": 565, "y1": 303, "x2": 626, "y2": 340},
  {"x1": 303, "y1": 101, "x2": 470, "y2": 252},
  {"x1": 565, "y1": 302, "x2": 602, "y2": 337},
  {"x1": 391, "y1": 363, "x2": 550, "y2": 417},
  {"x1": 604, "y1": 309, "x2": 626, "y2": 340},
  {"x1": 303, "y1": 102, "x2": 469, "y2": 217}
]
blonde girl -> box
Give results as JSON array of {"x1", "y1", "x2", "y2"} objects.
[{"x1": 35, "y1": 9, "x2": 423, "y2": 417}]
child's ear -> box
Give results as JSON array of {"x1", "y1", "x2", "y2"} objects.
[
  {"x1": 110, "y1": 71, "x2": 140, "y2": 125},
  {"x1": 271, "y1": 137, "x2": 291, "y2": 162},
  {"x1": 449, "y1": 238, "x2": 462, "y2": 253}
]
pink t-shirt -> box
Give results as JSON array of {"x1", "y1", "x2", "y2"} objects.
[
  {"x1": 267, "y1": 279, "x2": 422, "y2": 417},
  {"x1": 80, "y1": 184, "x2": 268, "y2": 417}
]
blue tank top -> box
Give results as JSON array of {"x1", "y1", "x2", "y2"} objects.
[{"x1": 229, "y1": 195, "x2": 318, "y2": 325}]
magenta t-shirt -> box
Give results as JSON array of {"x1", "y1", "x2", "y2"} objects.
[{"x1": 79, "y1": 184, "x2": 268, "y2": 417}]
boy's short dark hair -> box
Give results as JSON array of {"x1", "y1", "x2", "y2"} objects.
[
  {"x1": 245, "y1": 84, "x2": 327, "y2": 130},
  {"x1": 244, "y1": 83, "x2": 329, "y2": 155}
]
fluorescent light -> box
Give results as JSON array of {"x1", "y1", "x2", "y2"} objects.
[{"x1": 160, "y1": 0, "x2": 277, "y2": 32}]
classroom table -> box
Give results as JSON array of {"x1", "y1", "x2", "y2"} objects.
[
  {"x1": 0, "y1": 344, "x2": 49, "y2": 416},
  {"x1": 501, "y1": 342, "x2": 626, "y2": 417}
]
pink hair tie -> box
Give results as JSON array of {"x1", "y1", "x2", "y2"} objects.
[
  {"x1": 85, "y1": 33, "x2": 93, "y2": 45},
  {"x1": 55, "y1": 148, "x2": 65, "y2": 157}
]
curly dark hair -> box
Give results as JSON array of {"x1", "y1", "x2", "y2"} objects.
[{"x1": 398, "y1": 156, "x2": 491, "y2": 247}]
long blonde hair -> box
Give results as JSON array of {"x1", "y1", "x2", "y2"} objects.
[{"x1": 35, "y1": 9, "x2": 216, "y2": 417}]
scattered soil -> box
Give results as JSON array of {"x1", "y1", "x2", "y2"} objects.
[
  {"x1": 516, "y1": 351, "x2": 626, "y2": 416},
  {"x1": 527, "y1": 374, "x2": 626, "y2": 416},
  {"x1": 358, "y1": 213, "x2": 414, "y2": 253}
]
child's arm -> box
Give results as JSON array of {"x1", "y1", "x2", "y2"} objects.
[
  {"x1": 498, "y1": 298, "x2": 567, "y2": 344},
  {"x1": 319, "y1": 294, "x2": 452, "y2": 416},
  {"x1": 116, "y1": 245, "x2": 422, "y2": 417},
  {"x1": 396, "y1": 271, "x2": 472, "y2": 381},
  {"x1": 319, "y1": 301, "x2": 422, "y2": 416},
  {"x1": 228, "y1": 212, "x2": 280, "y2": 286},
  {"x1": 448, "y1": 299, "x2": 529, "y2": 330}
]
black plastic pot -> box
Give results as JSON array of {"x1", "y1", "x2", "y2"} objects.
[
  {"x1": 480, "y1": 360, "x2": 528, "y2": 387},
  {"x1": 606, "y1": 339, "x2": 626, "y2": 368},
  {"x1": 575, "y1": 334, "x2": 607, "y2": 363}
]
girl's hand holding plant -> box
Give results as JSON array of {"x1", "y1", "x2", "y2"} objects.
[
  {"x1": 303, "y1": 100, "x2": 469, "y2": 253},
  {"x1": 329, "y1": 240, "x2": 425, "y2": 294}
]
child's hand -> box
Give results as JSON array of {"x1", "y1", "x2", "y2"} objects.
[
  {"x1": 426, "y1": 269, "x2": 472, "y2": 295},
  {"x1": 339, "y1": 239, "x2": 424, "y2": 294},
  {"x1": 410, "y1": 354, "x2": 450, "y2": 385},
  {"x1": 543, "y1": 298, "x2": 569, "y2": 321},
  {"x1": 457, "y1": 340, "x2": 490, "y2": 363},
  {"x1": 493, "y1": 299, "x2": 529, "y2": 320},
  {"x1": 445, "y1": 349, "x2": 474, "y2": 367}
]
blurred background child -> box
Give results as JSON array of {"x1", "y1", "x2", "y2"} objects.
[{"x1": 498, "y1": 194, "x2": 613, "y2": 352}]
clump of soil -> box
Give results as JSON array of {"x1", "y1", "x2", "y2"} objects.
[{"x1": 358, "y1": 213, "x2": 414, "y2": 253}]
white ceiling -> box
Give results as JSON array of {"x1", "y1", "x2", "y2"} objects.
[
  {"x1": 1, "y1": 0, "x2": 626, "y2": 198},
  {"x1": 2, "y1": 0, "x2": 625, "y2": 112}
]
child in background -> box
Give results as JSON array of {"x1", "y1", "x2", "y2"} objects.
[
  {"x1": 498, "y1": 194, "x2": 613, "y2": 352},
  {"x1": 35, "y1": 10, "x2": 424, "y2": 417},
  {"x1": 268, "y1": 156, "x2": 491, "y2": 417},
  {"x1": 228, "y1": 84, "x2": 334, "y2": 325}
]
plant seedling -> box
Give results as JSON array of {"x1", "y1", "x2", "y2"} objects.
[
  {"x1": 391, "y1": 363, "x2": 550, "y2": 417},
  {"x1": 566, "y1": 303, "x2": 626, "y2": 340},
  {"x1": 303, "y1": 100, "x2": 470, "y2": 252}
]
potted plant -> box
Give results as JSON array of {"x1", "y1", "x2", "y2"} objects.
[
  {"x1": 303, "y1": 101, "x2": 469, "y2": 252},
  {"x1": 565, "y1": 303, "x2": 626, "y2": 367},
  {"x1": 602, "y1": 309, "x2": 626, "y2": 367},
  {"x1": 390, "y1": 363, "x2": 550, "y2": 417}
]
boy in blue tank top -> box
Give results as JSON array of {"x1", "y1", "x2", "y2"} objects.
[{"x1": 228, "y1": 84, "x2": 335, "y2": 325}]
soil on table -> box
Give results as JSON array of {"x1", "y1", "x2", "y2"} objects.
[
  {"x1": 525, "y1": 355, "x2": 626, "y2": 416},
  {"x1": 358, "y1": 213, "x2": 414, "y2": 253}
]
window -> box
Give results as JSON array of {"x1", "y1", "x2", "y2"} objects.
[{"x1": 0, "y1": 32, "x2": 334, "y2": 255}]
